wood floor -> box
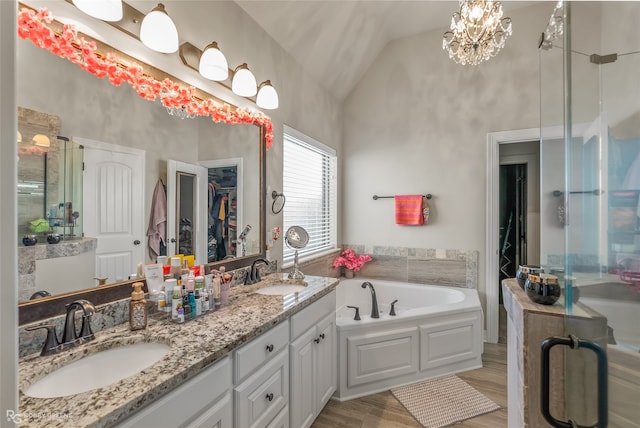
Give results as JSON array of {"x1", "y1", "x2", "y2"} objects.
[{"x1": 312, "y1": 343, "x2": 508, "y2": 428}]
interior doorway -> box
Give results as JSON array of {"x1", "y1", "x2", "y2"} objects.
[
  {"x1": 495, "y1": 139, "x2": 541, "y2": 343},
  {"x1": 488, "y1": 129, "x2": 563, "y2": 344},
  {"x1": 499, "y1": 163, "x2": 528, "y2": 301}
]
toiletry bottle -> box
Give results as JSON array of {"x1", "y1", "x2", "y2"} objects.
[
  {"x1": 170, "y1": 257, "x2": 182, "y2": 282},
  {"x1": 157, "y1": 292, "x2": 166, "y2": 312},
  {"x1": 182, "y1": 284, "x2": 191, "y2": 319},
  {"x1": 195, "y1": 275, "x2": 207, "y2": 312},
  {"x1": 176, "y1": 307, "x2": 184, "y2": 323},
  {"x1": 181, "y1": 260, "x2": 190, "y2": 285},
  {"x1": 165, "y1": 278, "x2": 177, "y2": 313},
  {"x1": 189, "y1": 291, "x2": 196, "y2": 319},
  {"x1": 220, "y1": 266, "x2": 230, "y2": 306},
  {"x1": 213, "y1": 273, "x2": 222, "y2": 310},
  {"x1": 171, "y1": 284, "x2": 182, "y2": 322},
  {"x1": 129, "y1": 282, "x2": 147, "y2": 331}
]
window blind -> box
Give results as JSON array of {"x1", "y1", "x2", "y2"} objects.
[{"x1": 283, "y1": 127, "x2": 337, "y2": 265}]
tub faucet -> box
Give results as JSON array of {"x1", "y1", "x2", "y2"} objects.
[
  {"x1": 62, "y1": 299, "x2": 96, "y2": 346},
  {"x1": 361, "y1": 281, "x2": 380, "y2": 318}
]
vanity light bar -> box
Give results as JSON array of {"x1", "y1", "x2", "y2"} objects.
[{"x1": 70, "y1": 0, "x2": 278, "y2": 110}]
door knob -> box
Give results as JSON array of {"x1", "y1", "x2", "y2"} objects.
[
  {"x1": 170, "y1": 238, "x2": 176, "y2": 243},
  {"x1": 133, "y1": 240, "x2": 141, "y2": 245}
]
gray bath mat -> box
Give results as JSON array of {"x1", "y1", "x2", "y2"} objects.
[{"x1": 391, "y1": 375, "x2": 500, "y2": 428}]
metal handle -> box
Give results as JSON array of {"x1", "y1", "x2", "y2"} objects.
[
  {"x1": 266, "y1": 344, "x2": 274, "y2": 352},
  {"x1": 266, "y1": 392, "x2": 274, "y2": 402},
  {"x1": 390, "y1": 299, "x2": 398, "y2": 316},
  {"x1": 133, "y1": 239, "x2": 141, "y2": 245},
  {"x1": 541, "y1": 335, "x2": 608, "y2": 428},
  {"x1": 346, "y1": 305, "x2": 361, "y2": 321},
  {"x1": 319, "y1": 333, "x2": 325, "y2": 340},
  {"x1": 170, "y1": 238, "x2": 176, "y2": 243},
  {"x1": 314, "y1": 337, "x2": 320, "y2": 344}
]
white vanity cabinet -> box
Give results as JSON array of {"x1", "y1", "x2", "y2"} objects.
[
  {"x1": 289, "y1": 291, "x2": 336, "y2": 428},
  {"x1": 233, "y1": 320, "x2": 290, "y2": 428},
  {"x1": 116, "y1": 356, "x2": 232, "y2": 428}
]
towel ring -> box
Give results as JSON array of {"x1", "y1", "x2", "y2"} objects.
[{"x1": 271, "y1": 191, "x2": 286, "y2": 214}]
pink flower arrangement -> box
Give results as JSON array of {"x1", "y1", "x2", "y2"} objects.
[
  {"x1": 17, "y1": 7, "x2": 274, "y2": 149},
  {"x1": 333, "y1": 249, "x2": 372, "y2": 272}
]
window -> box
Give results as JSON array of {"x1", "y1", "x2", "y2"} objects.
[{"x1": 283, "y1": 125, "x2": 337, "y2": 265}]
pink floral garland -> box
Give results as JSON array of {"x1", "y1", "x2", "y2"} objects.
[{"x1": 17, "y1": 7, "x2": 274, "y2": 149}]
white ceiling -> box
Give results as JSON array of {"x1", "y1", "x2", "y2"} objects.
[{"x1": 235, "y1": 1, "x2": 541, "y2": 101}]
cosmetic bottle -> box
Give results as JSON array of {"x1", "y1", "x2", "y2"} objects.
[
  {"x1": 164, "y1": 278, "x2": 176, "y2": 313},
  {"x1": 195, "y1": 276, "x2": 207, "y2": 312},
  {"x1": 220, "y1": 266, "x2": 230, "y2": 306},
  {"x1": 171, "y1": 284, "x2": 182, "y2": 322},
  {"x1": 129, "y1": 282, "x2": 147, "y2": 331},
  {"x1": 189, "y1": 291, "x2": 196, "y2": 319},
  {"x1": 182, "y1": 284, "x2": 191, "y2": 319},
  {"x1": 170, "y1": 257, "x2": 182, "y2": 282},
  {"x1": 213, "y1": 273, "x2": 222, "y2": 310}
]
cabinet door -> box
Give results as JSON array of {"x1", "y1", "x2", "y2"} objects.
[
  {"x1": 189, "y1": 392, "x2": 232, "y2": 428},
  {"x1": 116, "y1": 357, "x2": 231, "y2": 428},
  {"x1": 315, "y1": 313, "x2": 336, "y2": 411},
  {"x1": 289, "y1": 328, "x2": 317, "y2": 428}
]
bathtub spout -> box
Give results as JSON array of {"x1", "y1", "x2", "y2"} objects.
[{"x1": 361, "y1": 281, "x2": 380, "y2": 318}]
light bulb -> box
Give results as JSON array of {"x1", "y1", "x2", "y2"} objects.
[
  {"x1": 72, "y1": 0, "x2": 123, "y2": 22},
  {"x1": 199, "y1": 42, "x2": 229, "y2": 81},
  {"x1": 256, "y1": 81, "x2": 279, "y2": 110},
  {"x1": 140, "y1": 3, "x2": 179, "y2": 54},
  {"x1": 231, "y1": 63, "x2": 257, "y2": 97}
]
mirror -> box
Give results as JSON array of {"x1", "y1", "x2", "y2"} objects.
[{"x1": 16, "y1": 11, "x2": 267, "y2": 315}]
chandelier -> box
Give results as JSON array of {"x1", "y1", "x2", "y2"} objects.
[{"x1": 442, "y1": 0, "x2": 512, "y2": 66}]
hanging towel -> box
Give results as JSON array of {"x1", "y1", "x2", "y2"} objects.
[
  {"x1": 395, "y1": 195, "x2": 425, "y2": 225},
  {"x1": 147, "y1": 178, "x2": 167, "y2": 261}
]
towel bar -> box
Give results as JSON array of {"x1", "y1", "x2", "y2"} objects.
[{"x1": 373, "y1": 194, "x2": 432, "y2": 200}]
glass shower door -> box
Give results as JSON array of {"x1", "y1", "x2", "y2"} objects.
[{"x1": 539, "y1": 2, "x2": 640, "y2": 427}]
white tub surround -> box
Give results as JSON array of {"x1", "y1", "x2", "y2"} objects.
[{"x1": 334, "y1": 278, "x2": 483, "y2": 401}]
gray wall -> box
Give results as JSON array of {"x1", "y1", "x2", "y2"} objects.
[{"x1": 341, "y1": 3, "x2": 556, "y2": 312}]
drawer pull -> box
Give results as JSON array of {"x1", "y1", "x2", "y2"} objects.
[
  {"x1": 266, "y1": 392, "x2": 274, "y2": 402},
  {"x1": 266, "y1": 344, "x2": 274, "y2": 352},
  {"x1": 319, "y1": 333, "x2": 325, "y2": 340},
  {"x1": 314, "y1": 337, "x2": 320, "y2": 344}
]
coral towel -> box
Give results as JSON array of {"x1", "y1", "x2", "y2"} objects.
[{"x1": 395, "y1": 195, "x2": 425, "y2": 225}]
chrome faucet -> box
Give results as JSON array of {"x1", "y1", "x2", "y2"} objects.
[
  {"x1": 245, "y1": 258, "x2": 270, "y2": 285},
  {"x1": 62, "y1": 299, "x2": 96, "y2": 346},
  {"x1": 361, "y1": 281, "x2": 380, "y2": 318}
]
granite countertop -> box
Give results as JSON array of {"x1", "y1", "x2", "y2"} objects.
[{"x1": 18, "y1": 274, "x2": 339, "y2": 428}]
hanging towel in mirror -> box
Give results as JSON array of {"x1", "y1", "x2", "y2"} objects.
[
  {"x1": 147, "y1": 178, "x2": 167, "y2": 260},
  {"x1": 395, "y1": 195, "x2": 425, "y2": 225}
]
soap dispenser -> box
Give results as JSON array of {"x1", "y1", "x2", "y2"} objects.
[{"x1": 129, "y1": 282, "x2": 147, "y2": 331}]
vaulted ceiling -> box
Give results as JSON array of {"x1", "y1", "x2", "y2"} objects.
[{"x1": 235, "y1": 1, "x2": 540, "y2": 101}]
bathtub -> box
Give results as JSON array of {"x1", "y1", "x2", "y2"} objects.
[{"x1": 333, "y1": 278, "x2": 483, "y2": 401}]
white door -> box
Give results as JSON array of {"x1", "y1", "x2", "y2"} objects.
[
  {"x1": 167, "y1": 160, "x2": 207, "y2": 265},
  {"x1": 81, "y1": 140, "x2": 145, "y2": 284}
]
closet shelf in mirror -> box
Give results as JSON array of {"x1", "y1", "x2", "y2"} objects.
[{"x1": 16, "y1": 5, "x2": 274, "y2": 148}]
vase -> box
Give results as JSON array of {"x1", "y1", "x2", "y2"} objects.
[{"x1": 344, "y1": 269, "x2": 355, "y2": 279}]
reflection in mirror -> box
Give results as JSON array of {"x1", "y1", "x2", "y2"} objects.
[
  {"x1": 17, "y1": 9, "x2": 267, "y2": 311},
  {"x1": 177, "y1": 172, "x2": 196, "y2": 257}
]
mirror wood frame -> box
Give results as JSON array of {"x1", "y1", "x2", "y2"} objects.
[{"x1": 18, "y1": 5, "x2": 267, "y2": 325}]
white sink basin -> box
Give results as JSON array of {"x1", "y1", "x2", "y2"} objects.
[
  {"x1": 24, "y1": 342, "x2": 171, "y2": 398},
  {"x1": 256, "y1": 284, "x2": 307, "y2": 295}
]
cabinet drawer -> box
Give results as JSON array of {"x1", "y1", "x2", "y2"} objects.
[
  {"x1": 235, "y1": 320, "x2": 289, "y2": 384},
  {"x1": 235, "y1": 349, "x2": 289, "y2": 428},
  {"x1": 290, "y1": 291, "x2": 335, "y2": 341}
]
